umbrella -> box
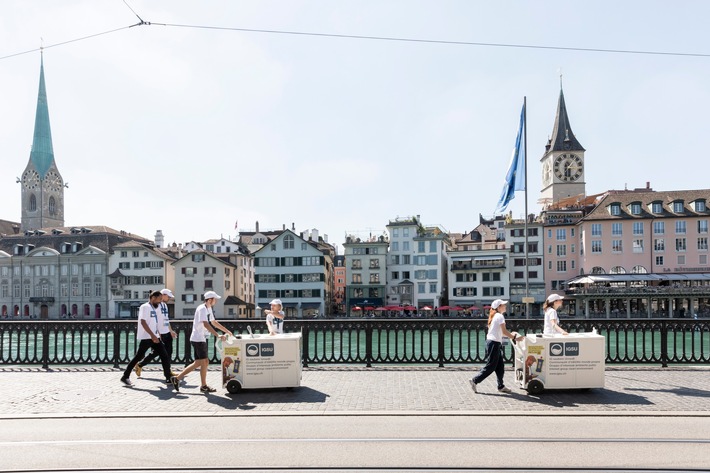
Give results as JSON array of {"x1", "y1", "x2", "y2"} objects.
[
  {"x1": 483, "y1": 305, "x2": 491, "y2": 309},
  {"x1": 352, "y1": 306, "x2": 362, "y2": 311},
  {"x1": 374, "y1": 307, "x2": 387, "y2": 311},
  {"x1": 386, "y1": 305, "x2": 404, "y2": 311},
  {"x1": 468, "y1": 306, "x2": 480, "y2": 310},
  {"x1": 364, "y1": 306, "x2": 375, "y2": 310},
  {"x1": 403, "y1": 305, "x2": 416, "y2": 311},
  {"x1": 437, "y1": 306, "x2": 451, "y2": 310},
  {"x1": 421, "y1": 306, "x2": 433, "y2": 311},
  {"x1": 451, "y1": 306, "x2": 464, "y2": 311}
]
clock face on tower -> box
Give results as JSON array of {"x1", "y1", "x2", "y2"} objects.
[
  {"x1": 553, "y1": 153, "x2": 583, "y2": 182},
  {"x1": 22, "y1": 169, "x2": 40, "y2": 191},
  {"x1": 43, "y1": 170, "x2": 63, "y2": 193}
]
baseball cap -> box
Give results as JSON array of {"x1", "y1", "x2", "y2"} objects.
[
  {"x1": 491, "y1": 299, "x2": 508, "y2": 309},
  {"x1": 160, "y1": 289, "x2": 175, "y2": 299},
  {"x1": 546, "y1": 294, "x2": 564, "y2": 303},
  {"x1": 270, "y1": 298, "x2": 283, "y2": 305},
  {"x1": 204, "y1": 290, "x2": 222, "y2": 300}
]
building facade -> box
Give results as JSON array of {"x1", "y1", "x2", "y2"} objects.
[{"x1": 343, "y1": 235, "x2": 388, "y2": 314}]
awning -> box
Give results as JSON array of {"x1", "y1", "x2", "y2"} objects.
[
  {"x1": 282, "y1": 302, "x2": 298, "y2": 308},
  {"x1": 301, "y1": 302, "x2": 321, "y2": 309}
]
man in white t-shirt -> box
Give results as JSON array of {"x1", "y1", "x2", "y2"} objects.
[
  {"x1": 135, "y1": 288, "x2": 178, "y2": 377},
  {"x1": 171, "y1": 291, "x2": 233, "y2": 393},
  {"x1": 121, "y1": 291, "x2": 173, "y2": 386}
]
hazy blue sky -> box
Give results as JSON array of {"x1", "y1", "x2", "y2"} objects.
[{"x1": 2, "y1": 1, "x2": 709, "y2": 251}]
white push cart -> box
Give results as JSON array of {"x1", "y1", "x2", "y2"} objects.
[
  {"x1": 513, "y1": 331, "x2": 605, "y2": 394},
  {"x1": 217, "y1": 330, "x2": 302, "y2": 394}
]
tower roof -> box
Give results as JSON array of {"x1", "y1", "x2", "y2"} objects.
[
  {"x1": 29, "y1": 54, "x2": 55, "y2": 178},
  {"x1": 547, "y1": 87, "x2": 585, "y2": 153}
]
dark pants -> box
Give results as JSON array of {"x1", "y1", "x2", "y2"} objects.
[
  {"x1": 138, "y1": 333, "x2": 173, "y2": 367},
  {"x1": 473, "y1": 340, "x2": 506, "y2": 389},
  {"x1": 123, "y1": 338, "x2": 171, "y2": 380}
]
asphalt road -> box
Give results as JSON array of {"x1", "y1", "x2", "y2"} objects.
[{"x1": 1, "y1": 415, "x2": 709, "y2": 471}]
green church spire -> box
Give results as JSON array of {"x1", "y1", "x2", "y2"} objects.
[{"x1": 30, "y1": 53, "x2": 55, "y2": 178}]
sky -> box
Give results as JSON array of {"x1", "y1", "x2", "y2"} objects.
[{"x1": 2, "y1": 1, "x2": 710, "y2": 252}]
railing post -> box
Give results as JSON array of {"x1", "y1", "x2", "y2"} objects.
[
  {"x1": 301, "y1": 323, "x2": 309, "y2": 368},
  {"x1": 112, "y1": 323, "x2": 121, "y2": 369},
  {"x1": 41, "y1": 322, "x2": 50, "y2": 370},
  {"x1": 437, "y1": 322, "x2": 445, "y2": 368},
  {"x1": 660, "y1": 319, "x2": 668, "y2": 368},
  {"x1": 365, "y1": 322, "x2": 373, "y2": 368}
]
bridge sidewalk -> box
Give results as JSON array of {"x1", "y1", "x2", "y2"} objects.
[{"x1": 0, "y1": 366, "x2": 709, "y2": 418}]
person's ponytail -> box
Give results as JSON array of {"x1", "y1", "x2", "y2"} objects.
[{"x1": 487, "y1": 308, "x2": 497, "y2": 326}]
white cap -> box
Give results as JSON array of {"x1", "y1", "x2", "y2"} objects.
[
  {"x1": 491, "y1": 299, "x2": 508, "y2": 309},
  {"x1": 270, "y1": 298, "x2": 283, "y2": 306},
  {"x1": 204, "y1": 291, "x2": 221, "y2": 300},
  {"x1": 160, "y1": 289, "x2": 175, "y2": 299},
  {"x1": 546, "y1": 294, "x2": 564, "y2": 303}
]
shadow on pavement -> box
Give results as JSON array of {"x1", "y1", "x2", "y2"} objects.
[
  {"x1": 480, "y1": 388, "x2": 653, "y2": 408},
  {"x1": 626, "y1": 386, "x2": 710, "y2": 398}
]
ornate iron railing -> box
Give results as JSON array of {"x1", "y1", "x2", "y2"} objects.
[{"x1": 1, "y1": 318, "x2": 708, "y2": 368}]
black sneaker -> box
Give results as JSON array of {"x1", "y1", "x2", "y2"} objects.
[
  {"x1": 200, "y1": 385, "x2": 216, "y2": 393},
  {"x1": 170, "y1": 376, "x2": 180, "y2": 392},
  {"x1": 120, "y1": 377, "x2": 133, "y2": 386}
]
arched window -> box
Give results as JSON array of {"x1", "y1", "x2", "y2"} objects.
[
  {"x1": 610, "y1": 266, "x2": 627, "y2": 274},
  {"x1": 71, "y1": 304, "x2": 78, "y2": 316},
  {"x1": 83, "y1": 304, "x2": 90, "y2": 316},
  {"x1": 49, "y1": 196, "x2": 56, "y2": 216},
  {"x1": 631, "y1": 265, "x2": 648, "y2": 274},
  {"x1": 24, "y1": 305, "x2": 30, "y2": 316},
  {"x1": 1, "y1": 305, "x2": 6, "y2": 317},
  {"x1": 14, "y1": 305, "x2": 19, "y2": 316},
  {"x1": 95, "y1": 304, "x2": 102, "y2": 319},
  {"x1": 591, "y1": 267, "x2": 606, "y2": 274},
  {"x1": 61, "y1": 304, "x2": 67, "y2": 317},
  {"x1": 29, "y1": 194, "x2": 37, "y2": 212},
  {"x1": 283, "y1": 234, "x2": 294, "y2": 249}
]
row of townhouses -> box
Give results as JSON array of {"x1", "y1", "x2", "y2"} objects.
[{"x1": 3, "y1": 58, "x2": 710, "y2": 320}]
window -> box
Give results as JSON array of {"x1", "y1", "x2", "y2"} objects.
[
  {"x1": 514, "y1": 271, "x2": 524, "y2": 279},
  {"x1": 283, "y1": 235, "x2": 294, "y2": 249},
  {"x1": 701, "y1": 254, "x2": 708, "y2": 265},
  {"x1": 392, "y1": 242, "x2": 399, "y2": 251},
  {"x1": 556, "y1": 245, "x2": 566, "y2": 256},
  {"x1": 652, "y1": 202, "x2": 663, "y2": 214},
  {"x1": 570, "y1": 244, "x2": 575, "y2": 254},
  {"x1": 678, "y1": 255, "x2": 686, "y2": 265},
  {"x1": 654, "y1": 239, "x2": 665, "y2": 252},
  {"x1": 403, "y1": 255, "x2": 411, "y2": 264},
  {"x1": 611, "y1": 223, "x2": 623, "y2": 236},
  {"x1": 630, "y1": 203, "x2": 641, "y2": 215},
  {"x1": 418, "y1": 242, "x2": 425, "y2": 252},
  {"x1": 676, "y1": 221, "x2": 687, "y2": 234},
  {"x1": 29, "y1": 194, "x2": 37, "y2": 211},
  {"x1": 369, "y1": 274, "x2": 380, "y2": 283},
  {"x1": 429, "y1": 283, "x2": 437, "y2": 293},
  {"x1": 94, "y1": 282, "x2": 102, "y2": 297},
  {"x1": 391, "y1": 271, "x2": 399, "y2": 280},
  {"x1": 653, "y1": 221, "x2": 665, "y2": 235},
  {"x1": 696, "y1": 201, "x2": 707, "y2": 212},
  {"x1": 352, "y1": 274, "x2": 362, "y2": 284},
  {"x1": 49, "y1": 196, "x2": 56, "y2": 215},
  {"x1": 556, "y1": 229, "x2": 566, "y2": 240},
  {"x1": 303, "y1": 256, "x2": 321, "y2": 266},
  {"x1": 259, "y1": 257, "x2": 277, "y2": 267},
  {"x1": 352, "y1": 259, "x2": 362, "y2": 269},
  {"x1": 591, "y1": 224, "x2": 602, "y2": 236},
  {"x1": 392, "y1": 228, "x2": 399, "y2": 237},
  {"x1": 676, "y1": 238, "x2": 687, "y2": 252},
  {"x1": 591, "y1": 241, "x2": 602, "y2": 253},
  {"x1": 185, "y1": 280, "x2": 194, "y2": 290},
  {"x1": 698, "y1": 237, "x2": 708, "y2": 251},
  {"x1": 430, "y1": 241, "x2": 437, "y2": 252},
  {"x1": 633, "y1": 239, "x2": 644, "y2": 253},
  {"x1": 699, "y1": 220, "x2": 709, "y2": 234},
  {"x1": 403, "y1": 271, "x2": 410, "y2": 279},
  {"x1": 403, "y1": 241, "x2": 410, "y2": 251},
  {"x1": 403, "y1": 228, "x2": 410, "y2": 237},
  {"x1": 673, "y1": 201, "x2": 684, "y2": 213},
  {"x1": 610, "y1": 204, "x2": 621, "y2": 216},
  {"x1": 132, "y1": 251, "x2": 139, "y2": 257},
  {"x1": 192, "y1": 253, "x2": 205, "y2": 262},
  {"x1": 83, "y1": 282, "x2": 91, "y2": 297},
  {"x1": 557, "y1": 261, "x2": 567, "y2": 272},
  {"x1": 418, "y1": 283, "x2": 426, "y2": 294},
  {"x1": 612, "y1": 240, "x2": 623, "y2": 253},
  {"x1": 528, "y1": 242, "x2": 538, "y2": 253},
  {"x1": 633, "y1": 222, "x2": 644, "y2": 235}
]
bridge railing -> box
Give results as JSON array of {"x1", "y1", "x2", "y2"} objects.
[{"x1": 1, "y1": 319, "x2": 708, "y2": 368}]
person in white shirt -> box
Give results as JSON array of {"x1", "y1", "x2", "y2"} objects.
[
  {"x1": 135, "y1": 288, "x2": 178, "y2": 377},
  {"x1": 171, "y1": 291, "x2": 233, "y2": 393},
  {"x1": 543, "y1": 293, "x2": 568, "y2": 335},
  {"x1": 121, "y1": 291, "x2": 173, "y2": 386},
  {"x1": 470, "y1": 299, "x2": 523, "y2": 394},
  {"x1": 265, "y1": 298, "x2": 285, "y2": 335}
]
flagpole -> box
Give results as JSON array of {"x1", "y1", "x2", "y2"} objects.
[{"x1": 523, "y1": 96, "x2": 530, "y2": 320}]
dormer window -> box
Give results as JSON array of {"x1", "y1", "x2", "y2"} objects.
[
  {"x1": 629, "y1": 203, "x2": 642, "y2": 215},
  {"x1": 693, "y1": 200, "x2": 706, "y2": 212},
  {"x1": 651, "y1": 202, "x2": 663, "y2": 214},
  {"x1": 609, "y1": 203, "x2": 621, "y2": 216},
  {"x1": 14, "y1": 245, "x2": 24, "y2": 255},
  {"x1": 673, "y1": 201, "x2": 684, "y2": 213}
]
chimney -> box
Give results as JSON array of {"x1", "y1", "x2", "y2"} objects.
[
  {"x1": 311, "y1": 228, "x2": 319, "y2": 242},
  {"x1": 646, "y1": 181, "x2": 651, "y2": 189},
  {"x1": 282, "y1": 224, "x2": 286, "y2": 230},
  {"x1": 255, "y1": 221, "x2": 260, "y2": 233},
  {"x1": 154, "y1": 230, "x2": 164, "y2": 248}
]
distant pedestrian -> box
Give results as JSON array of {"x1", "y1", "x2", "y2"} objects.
[
  {"x1": 265, "y1": 298, "x2": 285, "y2": 335},
  {"x1": 171, "y1": 291, "x2": 233, "y2": 393},
  {"x1": 543, "y1": 294, "x2": 568, "y2": 335},
  {"x1": 134, "y1": 288, "x2": 178, "y2": 377},
  {"x1": 121, "y1": 291, "x2": 173, "y2": 386},
  {"x1": 470, "y1": 299, "x2": 523, "y2": 394}
]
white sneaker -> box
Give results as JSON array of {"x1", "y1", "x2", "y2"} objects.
[
  {"x1": 498, "y1": 386, "x2": 512, "y2": 393},
  {"x1": 469, "y1": 379, "x2": 477, "y2": 393}
]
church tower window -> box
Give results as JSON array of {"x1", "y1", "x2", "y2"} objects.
[
  {"x1": 49, "y1": 196, "x2": 56, "y2": 216},
  {"x1": 29, "y1": 194, "x2": 37, "y2": 212}
]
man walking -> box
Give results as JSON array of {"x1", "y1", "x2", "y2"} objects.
[
  {"x1": 171, "y1": 291, "x2": 232, "y2": 393},
  {"x1": 121, "y1": 291, "x2": 173, "y2": 386},
  {"x1": 134, "y1": 288, "x2": 177, "y2": 377}
]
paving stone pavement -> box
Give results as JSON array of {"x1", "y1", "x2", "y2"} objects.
[{"x1": 0, "y1": 365, "x2": 709, "y2": 417}]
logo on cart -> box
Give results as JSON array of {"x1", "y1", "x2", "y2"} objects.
[
  {"x1": 550, "y1": 342, "x2": 579, "y2": 357},
  {"x1": 245, "y1": 343, "x2": 275, "y2": 357}
]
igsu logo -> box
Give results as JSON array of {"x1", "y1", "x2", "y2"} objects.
[
  {"x1": 245, "y1": 343, "x2": 275, "y2": 357},
  {"x1": 246, "y1": 344, "x2": 260, "y2": 356},
  {"x1": 550, "y1": 342, "x2": 580, "y2": 357}
]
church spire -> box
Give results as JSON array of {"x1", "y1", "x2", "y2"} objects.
[
  {"x1": 548, "y1": 86, "x2": 585, "y2": 153},
  {"x1": 30, "y1": 52, "x2": 55, "y2": 178}
]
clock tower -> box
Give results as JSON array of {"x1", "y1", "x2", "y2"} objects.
[
  {"x1": 539, "y1": 86, "x2": 586, "y2": 207},
  {"x1": 21, "y1": 55, "x2": 65, "y2": 232}
]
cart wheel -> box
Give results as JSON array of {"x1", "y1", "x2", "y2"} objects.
[
  {"x1": 226, "y1": 380, "x2": 242, "y2": 394},
  {"x1": 526, "y1": 379, "x2": 544, "y2": 395}
]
